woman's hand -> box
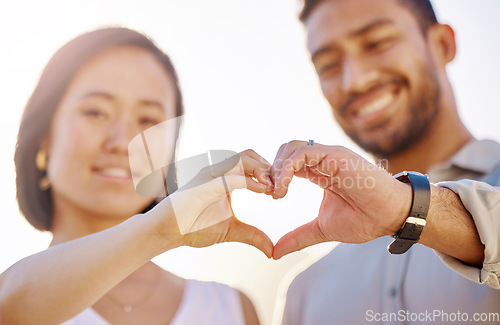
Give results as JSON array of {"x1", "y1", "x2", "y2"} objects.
[{"x1": 149, "y1": 149, "x2": 275, "y2": 258}]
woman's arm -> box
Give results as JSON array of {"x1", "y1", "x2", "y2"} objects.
[
  {"x1": 0, "y1": 210, "x2": 174, "y2": 325},
  {"x1": 0, "y1": 151, "x2": 273, "y2": 324}
]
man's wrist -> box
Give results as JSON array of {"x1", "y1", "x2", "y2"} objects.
[
  {"x1": 388, "y1": 181, "x2": 413, "y2": 236},
  {"x1": 388, "y1": 171, "x2": 431, "y2": 254}
]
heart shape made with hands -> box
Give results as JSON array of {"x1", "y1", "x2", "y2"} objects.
[
  {"x1": 127, "y1": 120, "x2": 339, "y2": 259},
  {"x1": 129, "y1": 128, "x2": 398, "y2": 260},
  {"x1": 131, "y1": 148, "x2": 320, "y2": 259},
  {"x1": 171, "y1": 147, "x2": 334, "y2": 260}
]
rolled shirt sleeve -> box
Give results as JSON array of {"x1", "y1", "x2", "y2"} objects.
[{"x1": 436, "y1": 179, "x2": 500, "y2": 289}]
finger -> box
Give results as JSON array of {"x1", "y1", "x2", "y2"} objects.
[
  {"x1": 208, "y1": 152, "x2": 243, "y2": 178},
  {"x1": 274, "y1": 144, "x2": 329, "y2": 198},
  {"x1": 272, "y1": 160, "x2": 296, "y2": 199},
  {"x1": 270, "y1": 143, "x2": 288, "y2": 184},
  {"x1": 270, "y1": 141, "x2": 307, "y2": 186},
  {"x1": 270, "y1": 143, "x2": 288, "y2": 186},
  {"x1": 221, "y1": 174, "x2": 269, "y2": 194},
  {"x1": 241, "y1": 149, "x2": 272, "y2": 169},
  {"x1": 241, "y1": 176, "x2": 269, "y2": 194},
  {"x1": 307, "y1": 175, "x2": 334, "y2": 190},
  {"x1": 240, "y1": 151, "x2": 273, "y2": 188},
  {"x1": 272, "y1": 219, "x2": 326, "y2": 260},
  {"x1": 227, "y1": 220, "x2": 274, "y2": 258},
  {"x1": 209, "y1": 150, "x2": 273, "y2": 190}
]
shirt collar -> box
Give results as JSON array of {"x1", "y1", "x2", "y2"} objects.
[{"x1": 443, "y1": 139, "x2": 500, "y2": 174}]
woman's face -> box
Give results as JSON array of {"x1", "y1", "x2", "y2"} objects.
[{"x1": 44, "y1": 45, "x2": 177, "y2": 222}]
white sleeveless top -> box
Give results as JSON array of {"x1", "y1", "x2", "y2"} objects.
[{"x1": 61, "y1": 280, "x2": 245, "y2": 325}]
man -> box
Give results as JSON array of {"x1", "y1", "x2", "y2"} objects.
[{"x1": 272, "y1": 0, "x2": 500, "y2": 323}]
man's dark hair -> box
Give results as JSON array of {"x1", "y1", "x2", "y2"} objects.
[{"x1": 300, "y1": 0, "x2": 438, "y2": 34}]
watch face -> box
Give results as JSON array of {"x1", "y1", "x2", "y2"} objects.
[
  {"x1": 394, "y1": 171, "x2": 410, "y2": 182},
  {"x1": 406, "y1": 171, "x2": 425, "y2": 176},
  {"x1": 394, "y1": 171, "x2": 427, "y2": 182}
]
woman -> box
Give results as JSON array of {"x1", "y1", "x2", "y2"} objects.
[{"x1": 0, "y1": 27, "x2": 274, "y2": 324}]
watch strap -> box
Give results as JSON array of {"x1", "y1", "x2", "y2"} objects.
[{"x1": 388, "y1": 171, "x2": 431, "y2": 254}]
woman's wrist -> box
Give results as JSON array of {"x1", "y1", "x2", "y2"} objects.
[{"x1": 134, "y1": 199, "x2": 182, "y2": 256}]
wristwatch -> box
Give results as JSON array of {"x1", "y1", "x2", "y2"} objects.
[{"x1": 388, "y1": 171, "x2": 431, "y2": 254}]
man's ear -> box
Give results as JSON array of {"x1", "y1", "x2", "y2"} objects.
[{"x1": 428, "y1": 24, "x2": 456, "y2": 66}]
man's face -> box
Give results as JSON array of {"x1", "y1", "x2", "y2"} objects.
[{"x1": 305, "y1": 0, "x2": 442, "y2": 158}]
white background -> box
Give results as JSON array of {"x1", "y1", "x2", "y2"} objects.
[{"x1": 1, "y1": 1, "x2": 499, "y2": 324}]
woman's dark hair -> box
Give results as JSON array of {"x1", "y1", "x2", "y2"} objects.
[{"x1": 15, "y1": 27, "x2": 183, "y2": 231}]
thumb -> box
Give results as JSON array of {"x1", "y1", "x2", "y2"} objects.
[
  {"x1": 226, "y1": 220, "x2": 274, "y2": 259},
  {"x1": 272, "y1": 219, "x2": 325, "y2": 260}
]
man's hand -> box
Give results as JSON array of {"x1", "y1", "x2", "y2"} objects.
[{"x1": 270, "y1": 141, "x2": 412, "y2": 259}]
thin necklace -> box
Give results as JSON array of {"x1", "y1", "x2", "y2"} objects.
[{"x1": 105, "y1": 267, "x2": 162, "y2": 313}]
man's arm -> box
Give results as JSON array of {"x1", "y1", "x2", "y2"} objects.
[
  {"x1": 418, "y1": 184, "x2": 484, "y2": 266},
  {"x1": 270, "y1": 141, "x2": 499, "y2": 288},
  {"x1": 432, "y1": 179, "x2": 500, "y2": 289}
]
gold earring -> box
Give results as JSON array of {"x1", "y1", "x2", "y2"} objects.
[
  {"x1": 39, "y1": 176, "x2": 51, "y2": 191},
  {"x1": 36, "y1": 150, "x2": 47, "y2": 171},
  {"x1": 35, "y1": 150, "x2": 51, "y2": 190}
]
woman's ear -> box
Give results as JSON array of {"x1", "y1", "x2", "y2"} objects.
[{"x1": 428, "y1": 23, "x2": 456, "y2": 66}]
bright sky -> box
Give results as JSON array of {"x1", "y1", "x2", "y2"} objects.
[{"x1": 1, "y1": 1, "x2": 499, "y2": 324}]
